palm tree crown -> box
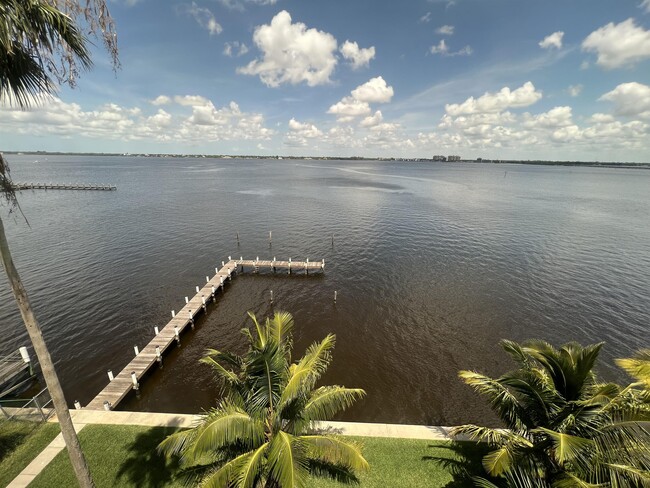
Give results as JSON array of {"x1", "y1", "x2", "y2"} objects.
[
  {"x1": 452, "y1": 340, "x2": 650, "y2": 487},
  {"x1": 159, "y1": 311, "x2": 368, "y2": 488}
]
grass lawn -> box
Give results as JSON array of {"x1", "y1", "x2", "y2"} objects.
[
  {"x1": 31, "y1": 424, "x2": 489, "y2": 488},
  {"x1": 0, "y1": 420, "x2": 60, "y2": 487}
]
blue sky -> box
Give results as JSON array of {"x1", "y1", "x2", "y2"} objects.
[{"x1": 2, "y1": 0, "x2": 650, "y2": 161}]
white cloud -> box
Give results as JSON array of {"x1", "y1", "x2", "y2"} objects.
[
  {"x1": 327, "y1": 97, "x2": 371, "y2": 117},
  {"x1": 340, "y1": 41, "x2": 375, "y2": 70},
  {"x1": 445, "y1": 82, "x2": 542, "y2": 116},
  {"x1": 182, "y1": 2, "x2": 222, "y2": 35},
  {"x1": 328, "y1": 77, "x2": 394, "y2": 120},
  {"x1": 238, "y1": 11, "x2": 338, "y2": 87},
  {"x1": 351, "y1": 76, "x2": 394, "y2": 103},
  {"x1": 420, "y1": 12, "x2": 432, "y2": 24},
  {"x1": 286, "y1": 118, "x2": 323, "y2": 146},
  {"x1": 430, "y1": 39, "x2": 472, "y2": 56},
  {"x1": 582, "y1": 18, "x2": 650, "y2": 69},
  {"x1": 539, "y1": 31, "x2": 564, "y2": 50},
  {"x1": 223, "y1": 41, "x2": 249, "y2": 57},
  {"x1": 435, "y1": 25, "x2": 454, "y2": 35},
  {"x1": 567, "y1": 84, "x2": 583, "y2": 97},
  {"x1": 522, "y1": 106, "x2": 574, "y2": 129},
  {"x1": 599, "y1": 82, "x2": 650, "y2": 117},
  {"x1": 360, "y1": 110, "x2": 384, "y2": 127},
  {"x1": 150, "y1": 95, "x2": 171, "y2": 106},
  {"x1": 0, "y1": 95, "x2": 273, "y2": 143},
  {"x1": 640, "y1": 0, "x2": 650, "y2": 13}
]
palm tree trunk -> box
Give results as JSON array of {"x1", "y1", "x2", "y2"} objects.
[{"x1": 0, "y1": 215, "x2": 95, "y2": 488}]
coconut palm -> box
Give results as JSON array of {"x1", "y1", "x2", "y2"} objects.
[
  {"x1": 1, "y1": 2, "x2": 117, "y2": 487},
  {"x1": 159, "y1": 311, "x2": 368, "y2": 487},
  {"x1": 452, "y1": 340, "x2": 650, "y2": 487}
]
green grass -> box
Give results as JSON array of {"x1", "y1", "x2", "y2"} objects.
[
  {"x1": 30, "y1": 425, "x2": 489, "y2": 488},
  {"x1": 0, "y1": 420, "x2": 60, "y2": 487}
]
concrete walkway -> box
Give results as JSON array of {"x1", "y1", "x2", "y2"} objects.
[{"x1": 7, "y1": 410, "x2": 458, "y2": 487}]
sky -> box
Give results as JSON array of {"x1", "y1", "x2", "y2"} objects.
[{"x1": 1, "y1": 0, "x2": 650, "y2": 161}]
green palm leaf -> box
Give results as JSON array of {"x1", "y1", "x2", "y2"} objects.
[
  {"x1": 278, "y1": 334, "x2": 336, "y2": 409},
  {"x1": 533, "y1": 428, "x2": 594, "y2": 465},
  {"x1": 482, "y1": 446, "x2": 514, "y2": 476},
  {"x1": 235, "y1": 442, "x2": 269, "y2": 488},
  {"x1": 617, "y1": 350, "x2": 650, "y2": 386},
  {"x1": 302, "y1": 386, "x2": 366, "y2": 422},
  {"x1": 268, "y1": 431, "x2": 309, "y2": 488},
  {"x1": 302, "y1": 435, "x2": 369, "y2": 471}
]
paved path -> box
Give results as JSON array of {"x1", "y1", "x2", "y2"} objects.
[{"x1": 7, "y1": 410, "x2": 459, "y2": 487}]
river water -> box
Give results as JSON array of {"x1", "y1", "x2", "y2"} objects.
[{"x1": 1, "y1": 155, "x2": 648, "y2": 425}]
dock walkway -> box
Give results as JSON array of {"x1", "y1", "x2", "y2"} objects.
[
  {"x1": 85, "y1": 258, "x2": 324, "y2": 410},
  {"x1": 13, "y1": 183, "x2": 116, "y2": 191}
]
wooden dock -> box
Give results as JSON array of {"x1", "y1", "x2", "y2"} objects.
[
  {"x1": 85, "y1": 258, "x2": 324, "y2": 410},
  {"x1": 13, "y1": 183, "x2": 116, "y2": 191},
  {"x1": 0, "y1": 348, "x2": 33, "y2": 398}
]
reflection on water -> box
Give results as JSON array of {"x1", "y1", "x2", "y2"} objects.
[{"x1": 1, "y1": 156, "x2": 649, "y2": 425}]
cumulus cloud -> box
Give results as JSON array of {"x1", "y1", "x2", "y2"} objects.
[
  {"x1": 181, "y1": 2, "x2": 222, "y2": 35},
  {"x1": 582, "y1": 18, "x2": 650, "y2": 69},
  {"x1": 599, "y1": 82, "x2": 650, "y2": 117},
  {"x1": 419, "y1": 12, "x2": 432, "y2": 23},
  {"x1": 340, "y1": 41, "x2": 376, "y2": 69},
  {"x1": 286, "y1": 118, "x2": 323, "y2": 146},
  {"x1": 238, "y1": 11, "x2": 338, "y2": 87},
  {"x1": 430, "y1": 39, "x2": 472, "y2": 56},
  {"x1": 360, "y1": 110, "x2": 384, "y2": 127},
  {"x1": 522, "y1": 106, "x2": 574, "y2": 129},
  {"x1": 223, "y1": 41, "x2": 249, "y2": 57},
  {"x1": 445, "y1": 82, "x2": 542, "y2": 116},
  {"x1": 150, "y1": 95, "x2": 171, "y2": 106},
  {"x1": 351, "y1": 77, "x2": 394, "y2": 103},
  {"x1": 435, "y1": 25, "x2": 454, "y2": 35},
  {"x1": 567, "y1": 84, "x2": 583, "y2": 97},
  {"x1": 539, "y1": 31, "x2": 564, "y2": 49},
  {"x1": 0, "y1": 95, "x2": 273, "y2": 143},
  {"x1": 328, "y1": 77, "x2": 394, "y2": 120}
]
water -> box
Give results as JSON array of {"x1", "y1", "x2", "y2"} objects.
[{"x1": 1, "y1": 155, "x2": 648, "y2": 425}]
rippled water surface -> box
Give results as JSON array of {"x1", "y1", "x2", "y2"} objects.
[{"x1": 1, "y1": 156, "x2": 649, "y2": 425}]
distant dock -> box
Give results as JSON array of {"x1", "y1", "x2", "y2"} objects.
[
  {"x1": 85, "y1": 257, "x2": 325, "y2": 411},
  {"x1": 13, "y1": 183, "x2": 116, "y2": 191}
]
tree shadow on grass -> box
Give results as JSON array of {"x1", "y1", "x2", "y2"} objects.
[
  {"x1": 116, "y1": 427, "x2": 180, "y2": 488},
  {"x1": 423, "y1": 441, "x2": 492, "y2": 488},
  {"x1": 0, "y1": 421, "x2": 37, "y2": 461}
]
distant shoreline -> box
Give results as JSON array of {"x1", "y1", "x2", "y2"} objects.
[{"x1": 4, "y1": 151, "x2": 649, "y2": 169}]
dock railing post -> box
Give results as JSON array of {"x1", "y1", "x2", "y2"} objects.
[
  {"x1": 174, "y1": 326, "x2": 180, "y2": 344},
  {"x1": 108, "y1": 370, "x2": 114, "y2": 381},
  {"x1": 154, "y1": 326, "x2": 160, "y2": 336},
  {"x1": 131, "y1": 372, "x2": 139, "y2": 391},
  {"x1": 103, "y1": 401, "x2": 111, "y2": 411},
  {"x1": 189, "y1": 310, "x2": 194, "y2": 329},
  {"x1": 134, "y1": 346, "x2": 139, "y2": 356},
  {"x1": 156, "y1": 346, "x2": 162, "y2": 366}
]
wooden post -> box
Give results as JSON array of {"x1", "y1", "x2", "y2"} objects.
[
  {"x1": 185, "y1": 296, "x2": 189, "y2": 304},
  {"x1": 206, "y1": 276, "x2": 210, "y2": 283},
  {"x1": 220, "y1": 277, "x2": 224, "y2": 290},
  {"x1": 211, "y1": 285, "x2": 216, "y2": 297},
  {"x1": 171, "y1": 310, "x2": 175, "y2": 318},
  {"x1": 174, "y1": 326, "x2": 180, "y2": 344},
  {"x1": 322, "y1": 259, "x2": 325, "y2": 269},
  {"x1": 195, "y1": 285, "x2": 200, "y2": 293},
  {"x1": 269, "y1": 231, "x2": 272, "y2": 245},
  {"x1": 134, "y1": 346, "x2": 139, "y2": 356},
  {"x1": 334, "y1": 290, "x2": 337, "y2": 302},
  {"x1": 154, "y1": 326, "x2": 160, "y2": 336},
  {"x1": 107, "y1": 370, "x2": 114, "y2": 381},
  {"x1": 103, "y1": 401, "x2": 111, "y2": 411},
  {"x1": 202, "y1": 295, "x2": 207, "y2": 310},
  {"x1": 270, "y1": 290, "x2": 273, "y2": 303},
  {"x1": 222, "y1": 261, "x2": 225, "y2": 267},
  {"x1": 74, "y1": 400, "x2": 81, "y2": 410},
  {"x1": 131, "y1": 371, "x2": 139, "y2": 391},
  {"x1": 236, "y1": 232, "x2": 240, "y2": 244},
  {"x1": 189, "y1": 310, "x2": 194, "y2": 329},
  {"x1": 155, "y1": 346, "x2": 162, "y2": 365},
  {"x1": 288, "y1": 257, "x2": 291, "y2": 274}
]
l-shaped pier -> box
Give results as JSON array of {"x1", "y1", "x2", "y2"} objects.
[{"x1": 85, "y1": 257, "x2": 324, "y2": 410}]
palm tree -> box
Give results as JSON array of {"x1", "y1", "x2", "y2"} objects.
[
  {"x1": 452, "y1": 340, "x2": 650, "y2": 487},
  {"x1": 159, "y1": 311, "x2": 369, "y2": 487},
  {"x1": 1, "y1": 2, "x2": 118, "y2": 487}
]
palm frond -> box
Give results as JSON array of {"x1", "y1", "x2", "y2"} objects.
[
  {"x1": 533, "y1": 427, "x2": 594, "y2": 466},
  {"x1": 459, "y1": 371, "x2": 528, "y2": 432},
  {"x1": 302, "y1": 435, "x2": 369, "y2": 472},
  {"x1": 617, "y1": 350, "x2": 650, "y2": 386},
  {"x1": 552, "y1": 473, "x2": 605, "y2": 488},
  {"x1": 301, "y1": 386, "x2": 366, "y2": 423},
  {"x1": 450, "y1": 424, "x2": 532, "y2": 448},
  {"x1": 267, "y1": 431, "x2": 309, "y2": 488},
  {"x1": 482, "y1": 446, "x2": 514, "y2": 477},
  {"x1": 235, "y1": 442, "x2": 269, "y2": 488},
  {"x1": 268, "y1": 311, "x2": 294, "y2": 347},
  {"x1": 278, "y1": 334, "x2": 336, "y2": 409}
]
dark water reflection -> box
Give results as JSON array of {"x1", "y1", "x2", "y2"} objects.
[{"x1": 1, "y1": 156, "x2": 649, "y2": 425}]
